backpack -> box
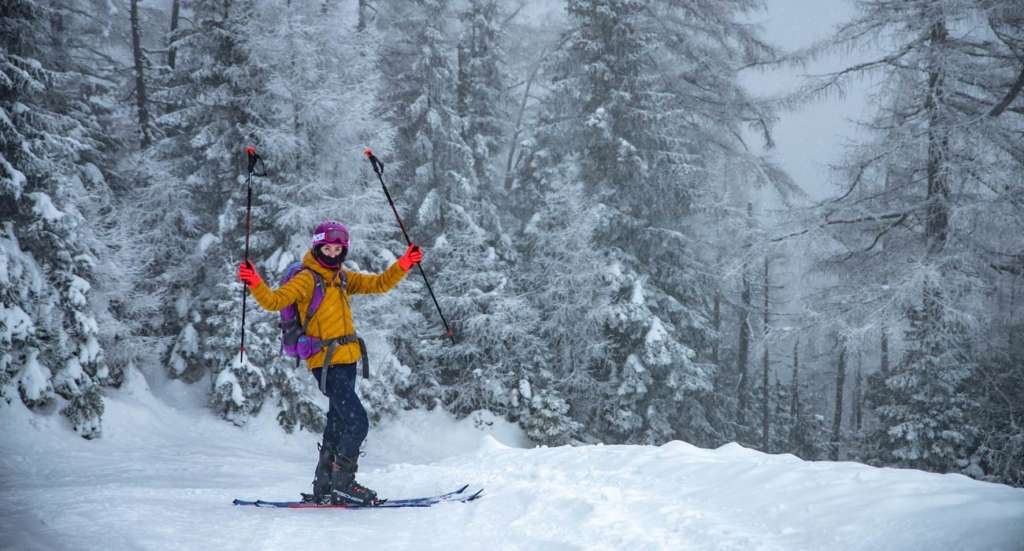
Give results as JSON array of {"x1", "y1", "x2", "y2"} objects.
[{"x1": 278, "y1": 261, "x2": 346, "y2": 360}]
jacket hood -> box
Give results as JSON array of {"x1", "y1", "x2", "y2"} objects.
[{"x1": 302, "y1": 250, "x2": 344, "y2": 284}]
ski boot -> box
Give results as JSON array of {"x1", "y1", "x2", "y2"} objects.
[
  {"x1": 307, "y1": 443, "x2": 334, "y2": 504},
  {"x1": 328, "y1": 453, "x2": 381, "y2": 506}
]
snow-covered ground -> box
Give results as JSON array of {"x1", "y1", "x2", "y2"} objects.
[{"x1": 3, "y1": 368, "x2": 1023, "y2": 551}]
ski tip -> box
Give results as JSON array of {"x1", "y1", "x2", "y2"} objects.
[{"x1": 456, "y1": 483, "x2": 470, "y2": 494}]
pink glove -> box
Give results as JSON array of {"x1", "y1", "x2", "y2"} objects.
[
  {"x1": 398, "y1": 244, "x2": 423, "y2": 272},
  {"x1": 238, "y1": 261, "x2": 263, "y2": 289}
]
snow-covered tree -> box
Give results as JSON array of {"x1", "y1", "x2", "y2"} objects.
[
  {"x1": 790, "y1": 0, "x2": 1024, "y2": 479},
  {"x1": 511, "y1": 0, "x2": 780, "y2": 446},
  {"x1": 143, "y1": 0, "x2": 272, "y2": 420},
  {"x1": 517, "y1": 162, "x2": 612, "y2": 444},
  {"x1": 1, "y1": 0, "x2": 126, "y2": 437},
  {"x1": 231, "y1": 0, "x2": 387, "y2": 431},
  {"x1": 866, "y1": 284, "x2": 977, "y2": 472},
  {"x1": 967, "y1": 319, "x2": 1024, "y2": 486},
  {"x1": 456, "y1": 0, "x2": 508, "y2": 188},
  {"x1": 374, "y1": 0, "x2": 526, "y2": 428}
]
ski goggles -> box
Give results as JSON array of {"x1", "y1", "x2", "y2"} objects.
[{"x1": 312, "y1": 228, "x2": 349, "y2": 247}]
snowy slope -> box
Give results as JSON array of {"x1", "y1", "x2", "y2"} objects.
[{"x1": 2, "y1": 368, "x2": 1023, "y2": 551}]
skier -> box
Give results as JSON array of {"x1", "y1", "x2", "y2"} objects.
[{"x1": 237, "y1": 220, "x2": 422, "y2": 505}]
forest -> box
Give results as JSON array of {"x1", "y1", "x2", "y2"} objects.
[{"x1": 2, "y1": 0, "x2": 1022, "y2": 488}]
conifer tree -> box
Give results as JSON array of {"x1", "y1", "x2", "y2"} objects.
[
  {"x1": 457, "y1": 0, "x2": 507, "y2": 189},
  {"x1": 868, "y1": 285, "x2": 977, "y2": 472},
  {"x1": 376, "y1": 0, "x2": 524, "y2": 423},
  {"x1": 507, "y1": 0, "x2": 781, "y2": 446},
  {"x1": 144, "y1": 0, "x2": 272, "y2": 423},
  {"x1": 797, "y1": 0, "x2": 1024, "y2": 478},
  {"x1": 1, "y1": 0, "x2": 123, "y2": 437}
]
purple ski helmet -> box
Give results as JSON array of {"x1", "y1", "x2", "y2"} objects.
[{"x1": 312, "y1": 221, "x2": 349, "y2": 248}]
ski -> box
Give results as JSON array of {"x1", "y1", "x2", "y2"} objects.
[
  {"x1": 295, "y1": 484, "x2": 475, "y2": 507},
  {"x1": 232, "y1": 484, "x2": 483, "y2": 509}
]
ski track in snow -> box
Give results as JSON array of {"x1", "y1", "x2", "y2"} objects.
[{"x1": 2, "y1": 372, "x2": 1023, "y2": 551}]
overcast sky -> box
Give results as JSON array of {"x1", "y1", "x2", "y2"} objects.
[
  {"x1": 741, "y1": 0, "x2": 879, "y2": 200},
  {"x1": 519, "y1": 0, "x2": 877, "y2": 201}
]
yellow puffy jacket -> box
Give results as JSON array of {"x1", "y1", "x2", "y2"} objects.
[{"x1": 250, "y1": 250, "x2": 408, "y2": 369}]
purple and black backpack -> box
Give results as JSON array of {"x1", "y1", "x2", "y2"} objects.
[{"x1": 278, "y1": 261, "x2": 346, "y2": 361}]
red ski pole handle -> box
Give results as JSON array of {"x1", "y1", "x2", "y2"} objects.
[
  {"x1": 364, "y1": 147, "x2": 384, "y2": 175},
  {"x1": 245, "y1": 146, "x2": 259, "y2": 174},
  {"x1": 244, "y1": 146, "x2": 268, "y2": 177}
]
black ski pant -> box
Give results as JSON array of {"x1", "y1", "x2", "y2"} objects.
[{"x1": 311, "y1": 363, "x2": 368, "y2": 459}]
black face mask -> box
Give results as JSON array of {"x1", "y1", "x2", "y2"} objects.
[{"x1": 314, "y1": 245, "x2": 347, "y2": 268}]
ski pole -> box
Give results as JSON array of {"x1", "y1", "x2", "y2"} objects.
[
  {"x1": 239, "y1": 146, "x2": 267, "y2": 363},
  {"x1": 364, "y1": 148, "x2": 455, "y2": 344}
]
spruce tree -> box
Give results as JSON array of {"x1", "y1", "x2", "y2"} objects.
[
  {"x1": 516, "y1": 0, "x2": 776, "y2": 445},
  {"x1": 868, "y1": 285, "x2": 977, "y2": 472},
  {"x1": 518, "y1": 162, "x2": 612, "y2": 444},
  {"x1": 377, "y1": 0, "x2": 524, "y2": 424},
  {"x1": 1, "y1": 0, "x2": 122, "y2": 437},
  {"x1": 457, "y1": 0, "x2": 507, "y2": 188},
  {"x1": 145, "y1": 0, "x2": 272, "y2": 423}
]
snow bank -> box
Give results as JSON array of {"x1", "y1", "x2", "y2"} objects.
[{"x1": 1, "y1": 368, "x2": 1022, "y2": 551}]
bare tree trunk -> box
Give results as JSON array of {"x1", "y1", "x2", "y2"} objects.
[
  {"x1": 712, "y1": 288, "x2": 721, "y2": 365},
  {"x1": 168, "y1": 0, "x2": 180, "y2": 68},
  {"x1": 456, "y1": 42, "x2": 468, "y2": 117},
  {"x1": 131, "y1": 0, "x2": 151, "y2": 148},
  {"x1": 711, "y1": 161, "x2": 724, "y2": 366},
  {"x1": 788, "y1": 338, "x2": 804, "y2": 452},
  {"x1": 775, "y1": 377, "x2": 784, "y2": 416},
  {"x1": 830, "y1": 339, "x2": 847, "y2": 460},
  {"x1": 761, "y1": 255, "x2": 771, "y2": 450},
  {"x1": 283, "y1": 0, "x2": 302, "y2": 135},
  {"x1": 880, "y1": 323, "x2": 889, "y2": 374},
  {"x1": 503, "y1": 46, "x2": 547, "y2": 192},
  {"x1": 790, "y1": 338, "x2": 800, "y2": 419},
  {"x1": 925, "y1": 20, "x2": 950, "y2": 256},
  {"x1": 854, "y1": 351, "x2": 864, "y2": 431},
  {"x1": 737, "y1": 275, "x2": 751, "y2": 425},
  {"x1": 880, "y1": 145, "x2": 893, "y2": 375},
  {"x1": 736, "y1": 202, "x2": 753, "y2": 426}
]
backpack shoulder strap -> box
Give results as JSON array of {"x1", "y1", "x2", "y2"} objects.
[{"x1": 301, "y1": 268, "x2": 326, "y2": 333}]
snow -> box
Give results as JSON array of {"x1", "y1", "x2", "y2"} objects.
[
  {"x1": 28, "y1": 192, "x2": 64, "y2": 223},
  {"x1": 169, "y1": 323, "x2": 198, "y2": 376},
  {"x1": 54, "y1": 357, "x2": 85, "y2": 394},
  {"x1": 197, "y1": 232, "x2": 221, "y2": 255},
  {"x1": 1, "y1": 304, "x2": 34, "y2": 342},
  {"x1": 214, "y1": 367, "x2": 246, "y2": 406},
  {"x1": 81, "y1": 162, "x2": 105, "y2": 187},
  {"x1": 631, "y1": 277, "x2": 645, "y2": 304},
  {"x1": 79, "y1": 334, "x2": 101, "y2": 365},
  {"x1": 2, "y1": 370, "x2": 1023, "y2": 551},
  {"x1": 0, "y1": 152, "x2": 27, "y2": 199},
  {"x1": 518, "y1": 378, "x2": 532, "y2": 401},
  {"x1": 418, "y1": 189, "x2": 441, "y2": 226},
  {"x1": 273, "y1": 249, "x2": 297, "y2": 275},
  {"x1": 67, "y1": 275, "x2": 91, "y2": 307},
  {"x1": 16, "y1": 349, "x2": 51, "y2": 404},
  {"x1": 174, "y1": 292, "x2": 189, "y2": 319}
]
